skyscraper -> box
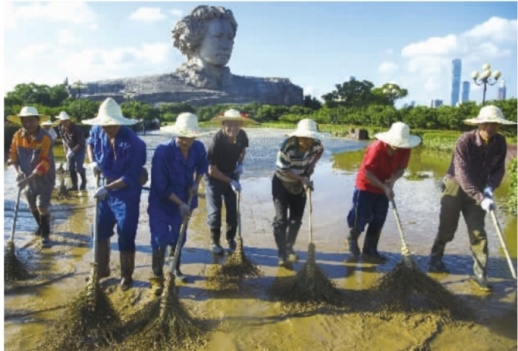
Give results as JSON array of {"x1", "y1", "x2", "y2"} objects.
[
  {"x1": 498, "y1": 80, "x2": 507, "y2": 100},
  {"x1": 451, "y1": 59, "x2": 462, "y2": 106},
  {"x1": 461, "y1": 81, "x2": 470, "y2": 103}
]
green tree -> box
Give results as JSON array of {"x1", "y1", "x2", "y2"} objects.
[{"x1": 303, "y1": 95, "x2": 322, "y2": 110}]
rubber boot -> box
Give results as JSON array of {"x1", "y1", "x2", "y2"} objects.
[
  {"x1": 226, "y1": 225, "x2": 237, "y2": 253},
  {"x1": 67, "y1": 172, "x2": 78, "y2": 191},
  {"x1": 31, "y1": 210, "x2": 41, "y2": 236},
  {"x1": 96, "y1": 239, "x2": 111, "y2": 278},
  {"x1": 428, "y1": 240, "x2": 449, "y2": 273},
  {"x1": 472, "y1": 262, "x2": 491, "y2": 292},
  {"x1": 286, "y1": 221, "x2": 301, "y2": 261},
  {"x1": 211, "y1": 229, "x2": 224, "y2": 255},
  {"x1": 273, "y1": 227, "x2": 287, "y2": 266},
  {"x1": 347, "y1": 228, "x2": 361, "y2": 257},
  {"x1": 120, "y1": 252, "x2": 135, "y2": 291},
  {"x1": 79, "y1": 171, "x2": 87, "y2": 191},
  {"x1": 40, "y1": 214, "x2": 52, "y2": 248},
  {"x1": 172, "y1": 245, "x2": 187, "y2": 283},
  {"x1": 362, "y1": 228, "x2": 386, "y2": 263},
  {"x1": 150, "y1": 248, "x2": 165, "y2": 296}
]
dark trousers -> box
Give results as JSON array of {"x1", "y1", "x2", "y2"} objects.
[
  {"x1": 205, "y1": 176, "x2": 237, "y2": 243},
  {"x1": 272, "y1": 175, "x2": 306, "y2": 259}
]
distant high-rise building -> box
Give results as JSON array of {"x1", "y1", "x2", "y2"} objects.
[
  {"x1": 431, "y1": 99, "x2": 443, "y2": 108},
  {"x1": 451, "y1": 59, "x2": 462, "y2": 106},
  {"x1": 498, "y1": 80, "x2": 507, "y2": 100},
  {"x1": 461, "y1": 81, "x2": 470, "y2": 103}
]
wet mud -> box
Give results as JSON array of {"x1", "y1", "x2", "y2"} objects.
[{"x1": 4, "y1": 128, "x2": 517, "y2": 351}]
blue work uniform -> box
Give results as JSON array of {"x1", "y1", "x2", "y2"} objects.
[
  {"x1": 88, "y1": 126, "x2": 146, "y2": 252},
  {"x1": 148, "y1": 139, "x2": 208, "y2": 251}
]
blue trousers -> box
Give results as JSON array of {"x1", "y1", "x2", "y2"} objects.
[
  {"x1": 68, "y1": 148, "x2": 86, "y2": 173},
  {"x1": 205, "y1": 177, "x2": 237, "y2": 242},
  {"x1": 97, "y1": 188, "x2": 141, "y2": 252},
  {"x1": 347, "y1": 188, "x2": 389, "y2": 233},
  {"x1": 149, "y1": 208, "x2": 186, "y2": 251}
]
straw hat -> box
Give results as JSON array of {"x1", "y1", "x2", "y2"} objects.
[
  {"x1": 160, "y1": 112, "x2": 206, "y2": 138},
  {"x1": 463, "y1": 105, "x2": 516, "y2": 125},
  {"x1": 212, "y1": 109, "x2": 257, "y2": 124},
  {"x1": 55, "y1": 111, "x2": 72, "y2": 122},
  {"x1": 288, "y1": 118, "x2": 324, "y2": 140},
  {"x1": 374, "y1": 122, "x2": 421, "y2": 148},
  {"x1": 41, "y1": 120, "x2": 56, "y2": 126},
  {"x1": 82, "y1": 98, "x2": 137, "y2": 126},
  {"x1": 7, "y1": 106, "x2": 50, "y2": 124}
]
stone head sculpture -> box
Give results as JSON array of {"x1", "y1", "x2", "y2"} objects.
[{"x1": 173, "y1": 5, "x2": 237, "y2": 72}]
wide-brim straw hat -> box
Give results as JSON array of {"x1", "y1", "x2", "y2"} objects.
[
  {"x1": 211, "y1": 109, "x2": 257, "y2": 125},
  {"x1": 82, "y1": 98, "x2": 137, "y2": 126},
  {"x1": 41, "y1": 120, "x2": 56, "y2": 126},
  {"x1": 55, "y1": 111, "x2": 73, "y2": 122},
  {"x1": 160, "y1": 112, "x2": 207, "y2": 138},
  {"x1": 7, "y1": 106, "x2": 50, "y2": 124},
  {"x1": 463, "y1": 105, "x2": 516, "y2": 125},
  {"x1": 375, "y1": 122, "x2": 421, "y2": 148},
  {"x1": 288, "y1": 118, "x2": 324, "y2": 140}
]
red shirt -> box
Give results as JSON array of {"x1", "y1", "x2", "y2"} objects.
[{"x1": 356, "y1": 140, "x2": 410, "y2": 194}]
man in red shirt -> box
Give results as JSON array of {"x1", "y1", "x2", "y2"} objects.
[{"x1": 346, "y1": 122, "x2": 421, "y2": 263}]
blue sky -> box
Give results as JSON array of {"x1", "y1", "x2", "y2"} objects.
[{"x1": 3, "y1": 1, "x2": 517, "y2": 107}]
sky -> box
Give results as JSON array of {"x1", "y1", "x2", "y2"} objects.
[{"x1": 3, "y1": 1, "x2": 517, "y2": 108}]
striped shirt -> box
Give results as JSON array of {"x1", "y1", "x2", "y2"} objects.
[
  {"x1": 275, "y1": 136, "x2": 323, "y2": 183},
  {"x1": 446, "y1": 130, "x2": 507, "y2": 203}
]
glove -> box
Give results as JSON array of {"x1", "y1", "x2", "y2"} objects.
[
  {"x1": 230, "y1": 179, "x2": 242, "y2": 193},
  {"x1": 480, "y1": 197, "x2": 495, "y2": 212},
  {"x1": 483, "y1": 186, "x2": 494, "y2": 199},
  {"x1": 301, "y1": 177, "x2": 314, "y2": 191},
  {"x1": 15, "y1": 172, "x2": 25, "y2": 182},
  {"x1": 234, "y1": 163, "x2": 244, "y2": 176},
  {"x1": 179, "y1": 203, "x2": 190, "y2": 217},
  {"x1": 189, "y1": 182, "x2": 200, "y2": 196},
  {"x1": 94, "y1": 186, "x2": 108, "y2": 201},
  {"x1": 66, "y1": 150, "x2": 75, "y2": 160},
  {"x1": 88, "y1": 162, "x2": 101, "y2": 175}
]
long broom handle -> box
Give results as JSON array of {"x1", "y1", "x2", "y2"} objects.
[
  {"x1": 307, "y1": 188, "x2": 313, "y2": 243},
  {"x1": 490, "y1": 209, "x2": 517, "y2": 279},
  {"x1": 237, "y1": 191, "x2": 242, "y2": 240},
  {"x1": 10, "y1": 188, "x2": 22, "y2": 243},
  {"x1": 390, "y1": 199, "x2": 411, "y2": 256},
  {"x1": 170, "y1": 193, "x2": 194, "y2": 273},
  {"x1": 92, "y1": 173, "x2": 100, "y2": 265}
]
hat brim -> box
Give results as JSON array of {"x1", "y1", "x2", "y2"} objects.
[
  {"x1": 375, "y1": 132, "x2": 421, "y2": 148},
  {"x1": 82, "y1": 116, "x2": 137, "y2": 126},
  {"x1": 288, "y1": 131, "x2": 325, "y2": 140},
  {"x1": 211, "y1": 116, "x2": 258, "y2": 125},
  {"x1": 463, "y1": 117, "x2": 516, "y2": 125},
  {"x1": 160, "y1": 125, "x2": 208, "y2": 138},
  {"x1": 7, "y1": 114, "x2": 50, "y2": 124}
]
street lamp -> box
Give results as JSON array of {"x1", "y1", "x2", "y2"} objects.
[
  {"x1": 382, "y1": 84, "x2": 398, "y2": 127},
  {"x1": 72, "y1": 80, "x2": 86, "y2": 120},
  {"x1": 472, "y1": 64, "x2": 501, "y2": 105}
]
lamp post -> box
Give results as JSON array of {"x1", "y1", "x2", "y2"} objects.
[
  {"x1": 72, "y1": 80, "x2": 86, "y2": 120},
  {"x1": 472, "y1": 64, "x2": 501, "y2": 105},
  {"x1": 382, "y1": 84, "x2": 398, "y2": 127}
]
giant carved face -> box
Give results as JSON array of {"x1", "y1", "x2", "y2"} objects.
[{"x1": 197, "y1": 18, "x2": 234, "y2": 67}]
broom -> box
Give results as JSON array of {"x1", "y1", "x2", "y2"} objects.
[
  {"x1": 209, "y1": 190, "x2": 261, "y2": 287},
  {"x1": 374, "y1": 199, "x2": 468, "y2": 318},
  {"x1": 5, "y1": 187, "x2": 31, "y2": 282},
  {"x1": 41, "y1": 174, "x2": 122, "y2": 351},
  {"x1": 120, "y1": 193, "x2": 205, "y2": 351},
  {"x1": 269, "y1": 187, "x2": 344, "y2": 306}
]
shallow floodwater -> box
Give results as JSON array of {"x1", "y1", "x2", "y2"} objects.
[{"x1": 4, "y1": 128, "x2": 517, "y2": 351}]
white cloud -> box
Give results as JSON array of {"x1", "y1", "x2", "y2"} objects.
[
  {"x1": 18, "y1": 44, "x2": 52, "y2": 58},
  {"x1": 378, "y1": 61, "x2": 398, "y2": 75},
  {"x1": 58, "y1": 30, "x2": 80, "y2": 45},
  {"x1": 397, "y1": 16, "x2": 516, "y2": 105},
  {"x1": 129, "y1": 7, "x2": 166, "y2": 22},
  {"x1": 5, "y1": 2, "x2": 96, "y2": 29},
  {"x1": 170, "y1": 9, "x2": 184, "y2": 18}
]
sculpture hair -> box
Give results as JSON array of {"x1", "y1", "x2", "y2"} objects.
[{"x1": 172, "y1": 5, "x2": 237, "y2": 59}]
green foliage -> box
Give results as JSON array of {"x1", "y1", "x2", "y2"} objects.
[
  {"x1": 303, "y1": 95, "x2": 322, "y2": 110},
  {"x1": 506, "y1": 158, "x2": 517, "y2": 215}
]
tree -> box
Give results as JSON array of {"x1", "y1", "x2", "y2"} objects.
[
  {"x1": 303, "y1": 95, "x2": 322, "y2": 110},
  {"x1": 322, "y1": 79, "x2": 376, "y2": 108}
]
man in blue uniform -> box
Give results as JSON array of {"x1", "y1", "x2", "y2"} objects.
[
  {"x1": 148, "y1": 113, "x2": 208, "y2": 294},
  {"x1": 83, "y1": 98, "x2": 147, "y2": 291}
]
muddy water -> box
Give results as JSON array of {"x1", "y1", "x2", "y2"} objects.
[{"x1": 4, "y1": 128, "x2": 517, "y2": 351}]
